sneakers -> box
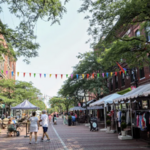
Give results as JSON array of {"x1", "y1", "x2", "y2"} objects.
[
  {"x1": 47, "y1": 139, "x2": 50, "y2": 142},
  {"x1": 35, "y1": 141, "x2": 38, "y2": 144},
  {"x1": 41, "y1": 138, "x2": 44, "y2": 142}
]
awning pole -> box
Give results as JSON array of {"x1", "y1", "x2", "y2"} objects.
[
  {"x1": 130, "y1": 100, "x2": 133, "y2": 138},
  {"x1": 104, "y1": 104, "x2": 106, "y2": 129}
]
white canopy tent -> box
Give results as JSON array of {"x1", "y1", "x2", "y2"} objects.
[
  {"x1": 90, "y1": 93, "x2": 121, "y2": 107},
  {"x1": 69, "y1": 106, "x2": 86, "y2": 111},
  {"x1": 11, "y1": 100, "x2": 39, "y2": 110},
  {"x1": 113, "y1": 84, "x2": 150, "y2": 103}
]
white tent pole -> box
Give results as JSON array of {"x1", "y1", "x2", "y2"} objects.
[
  {"x1": 130, "y1": 100, "x2": 133, "y2": 138},
  {"x1": 104, "y1": 104, "x2": 106, "y2": 129}
]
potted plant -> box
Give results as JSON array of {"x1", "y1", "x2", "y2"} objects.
[
  {"x1": 68, "y1": 115, "x2": 72, "y2": 126},
  {"x1": 121, "y1": 116, "x2": 126, "y2": 121},
  {"x1": 121, "y1": 122, "x2": 127, "y2": 136},
  {"x1": 106, "y1": 120, "x2": 111, "y2": 131}
]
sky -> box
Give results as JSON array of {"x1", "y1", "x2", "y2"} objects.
[{"x1": 0, "y1": 1, "x2": 92, "y2": 106}]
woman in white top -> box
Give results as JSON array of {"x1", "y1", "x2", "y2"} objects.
[{"x1": 28, "y1": 112, "x2": 39, "y2": 144}]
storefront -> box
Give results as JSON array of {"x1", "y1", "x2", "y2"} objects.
[{"x1": 0, "y1": 103, "x2": 5, "y2": 118}]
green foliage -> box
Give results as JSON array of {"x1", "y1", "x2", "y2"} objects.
[
  {"x1": 58, "y1": 52, "x2": 109, "y2": 101},
  {"x1": 106, "y1": 115, "x2": 111, "y2": 120},
  {"x1": 79, "y1": 0, "x2": 150, "y2": 69},
  {"x1": 121, "y1": 122, "x2": 127, "y2": 131},
  {"x1": 106, "y1": 120, "x2": 111, "y2": 126},
  {"x1": 0, "y1": 79, "x2": 43, "y2": 114},
  {"x1": 121, "y1": 116, "x2": 126, "y2": 121},
  {"x1": 68, "y1": 115, "x2": 72, "y2": 120},
  {"x1": 0, "y1": 0, "x2": 67, "y2": 63},
  {"x1": 49, "y1": 97, "x2": 74, "y2": 113}
]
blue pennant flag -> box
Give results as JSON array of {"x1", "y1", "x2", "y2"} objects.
[
  {"x1": 44, "y1": 74, "x2": 46, "y2": 78},
  {"x1": 76, "y1": 74, "x2": 79, "y2": 79},
  {"x1": 106, "y1": 72, "x2": 109, "y2": 77},
  {"x1": 11, "y1": 71, "x2": 13, "y2": 76}
]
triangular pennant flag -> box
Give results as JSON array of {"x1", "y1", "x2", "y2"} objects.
[
  {"x1": 1, "y1": 70, "x2": 3, "y2": 74},
  {"x1": 6, "y1": 71, "x2": 8, "y2": 75},
  {"x1": 61, "y1": 74, "x2": 63, "y2": 79},
  {"x1": 92, "y1": 73, "x2": 94, "y2": 78},
  {"x1": 116, "y1": 62, "x2": 125, "y2": 73},
  {"x1": 44, "y1": 74, "x2": 46, "y2": 78},
  {"x1": 115, "y1": 72, "x2": 117, "y2": 76},
  {"x1": 111, "y1": 72, "x2": 113, "y2": 76},
  {"x1": 76, "y1": 74, "x2": 79, "y2": 79},
  {"x1": 23, "y1": 72, "x2": 25, "y2": 77},
  {"x1": 87, "y1": 74, "x2": 89, "y2": 79},
  {"x1": 125, "y1": 71, "x2": 126, "y2": 74},
  {"x1": 82, "y1": 74, "x2": 84, "y2": 78},
  {"x1": 11, "y1": 71, "x2": 14, "y2": 76},
  {"x1": 106, "y1": 72, "x2": 109, "y2": 77},
  {"x1": 97, "y1": 73, "x2": 99, "y2": 78},
  {"x1": 102, "y1": 73, "x2": 104, "y2": 78},
  {"x1": 55, "y1": 74, "x2": 57, "y2": 78},
  {"x1": 71, "y1": 74, "x2": 73, "y2": 79},
  {"x1": 49, "y1": 74, "x2": 52, "y2": 78},
  {"x1": 39, "y1": 74, "x2": 42, "y2": 78},
  {"x1": 17, "y1": 72, "x2": 19, "y2": 76},
  {"x1": 29, "y1": 73, "x2": 31, "y2": 77},
  {"x1": 66, "y1": 74, "x2": 68, "y2": 78},
  {"x1": 34, "y1": 73, "x2": 36, "y2": 77}
]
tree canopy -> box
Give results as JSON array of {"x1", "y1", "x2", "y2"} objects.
[
  {"x1": 0, "y1": 0, "x2": 67, "y2": 63},
  {"x1": 79, "y1": 0, "x2": 150, "y2": 69}
]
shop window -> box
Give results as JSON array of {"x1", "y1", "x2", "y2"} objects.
[
  {"x1": 130, "y1": 69, "x2": 135, "y2": 82},
  {"x1": 139, "y1": 67, "x2": 145, "y2": 78},
  {"x1": 121, "y1": 72, "x2": 125, "y2": 86},
  {"x1": 110, "y1": 79, "x2": 113, "y2": 91},
  {"x1": 115, "y1": 76, "x2": 118, "y2": 89}
]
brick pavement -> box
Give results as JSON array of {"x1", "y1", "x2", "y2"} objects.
[{"x1": 0, "y1": 118, "x2": 150, "y2": 150}]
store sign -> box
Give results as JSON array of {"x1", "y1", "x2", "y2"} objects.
[{"x1": 131, "y1": 86, "x2": 136, "y2": 90}]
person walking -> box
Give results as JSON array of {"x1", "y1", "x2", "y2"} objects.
[
  {"x1": 40, "y1": 110, "x2": 50, "y2": 142},
  {"x1": 28, "y1": 112, "x2": 39, "y2": 144},
  {"x1": 49, "y1": 114, "x2": 51, "y2": 123}
]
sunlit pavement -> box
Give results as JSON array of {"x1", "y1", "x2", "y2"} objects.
[{"x1": 0, "y1": 118, "x2": 150, "y2": 150}]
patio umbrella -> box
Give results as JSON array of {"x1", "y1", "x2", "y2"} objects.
[{"x1": 11, "y1": 100, "x2": 39, "y2": 110}]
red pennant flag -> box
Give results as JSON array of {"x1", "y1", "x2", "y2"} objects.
[
  {"x1": 119, "y1": 71, "x2": 122, "y2": 75},
  {"x1": 55, "y1": 74, "x2": 57, "y2": 78},
  {"x1": 116, "y1": 62, "x2": 125, "y2": 73},
  {"x1": 61, "y1": 74, "x2": 63, "y2": 79},
  {"x1": 29, "y1": 73, "x2": 31, "y2": 77},
  {"x1": 23, "y1": 72, "x2": 25, "y2": 77},
  {"x1": 92, "y1": 73, "x2": 94, "y2": 78},
  {"x1": 87, "y1": 74, "x2": 89, "y2": 78},
  {"x1": 115, "y1": 72, "x2": 117, "y2": 76}
]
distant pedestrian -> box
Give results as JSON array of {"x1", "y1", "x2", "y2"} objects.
[
  {"x1": 39, "y1": 110, "x2": 50, "y2": 142},
  {"x1": 49, "y1": 114, "x2": 51, "y2": 123},
  {"x1": 28, "y1": 112, "x2": 39, "y2": 144}
]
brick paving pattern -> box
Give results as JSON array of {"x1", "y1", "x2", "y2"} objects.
[{"x1": 0, "y1": 118, "x2": 150, "y2": 150}]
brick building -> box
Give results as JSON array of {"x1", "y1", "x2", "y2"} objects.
[{"x1": 0, "y1": 34, "x2": 16, "y2": 80}]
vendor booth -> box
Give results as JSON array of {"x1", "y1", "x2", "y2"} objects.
[{"x1": 113, "y1": 84, "x2": 150, "y2": 141}]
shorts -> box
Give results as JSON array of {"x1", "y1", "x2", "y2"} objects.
[{"x1": 43, "y1": 127, "x2": 48, "y2": 133}]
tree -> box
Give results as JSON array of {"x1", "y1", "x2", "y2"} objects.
[
  {"x1": 0, "y1": 0, "x2": 67, "y2": 63},
  {"x1": 58, "y1": 52, "x2": 109, "y2": 102},
  {"x1": 0, "y1": 79, "x2": 42, "y2": 114},
  {"x1": 49, "y1": 97, "x2": 74, "y2": 113},
  {"x1": 79, "y1": 0, "x2": 150, "y2": 68}
]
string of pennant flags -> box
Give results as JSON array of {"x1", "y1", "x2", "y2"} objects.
[{"x1": 12, "y1": 68, "x2": 127, "y2": 79}]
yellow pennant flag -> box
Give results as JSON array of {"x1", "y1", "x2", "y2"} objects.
[
  {"x1": 17, "y1": 72, "x2": 19, "y2": 76},
  {"x1": 49, "y1": 74, "x2": 52, "y2": 78},
  {"x1": 82, "y1": 74, "x2": 84, "y2": 78},
  {"x1": 111, "y1": 72, "x2": 113, "y2": 76}
]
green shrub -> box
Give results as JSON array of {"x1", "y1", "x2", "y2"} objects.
[
  {"x1": 68, "y1": 115, "x2": 72, "y2": 120},
  {"x1": 121, "y1": 116, "x2": 126, "y2": 121},
  {"x1": 106, "y1": 115, "x2": 111, "y2": 120},
  {"x1": 121, "y1": 122, "x2": 127, "y2": 131},
  {"x1": 106, "y1": 120, "x2": 111, "y2": 126}
]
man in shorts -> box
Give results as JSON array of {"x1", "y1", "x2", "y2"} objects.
[{"x1": 39, "y1": 110, "x2": 50, "y2": 142}]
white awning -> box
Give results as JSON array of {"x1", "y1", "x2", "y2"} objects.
[
  {"x1": 89, "y1": 93, "x2": 121, "y2": 107},
  {"x1": 113, "y1": 84, "x2": 150, "y2": 103}
]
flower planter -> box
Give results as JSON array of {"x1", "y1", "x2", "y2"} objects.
[
  {"x1": 107, "y1": 126, "x2": 110, "y2": 132},
  {"x1": 121, "y1": 131, "x2": 126, "y2": 136}
]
